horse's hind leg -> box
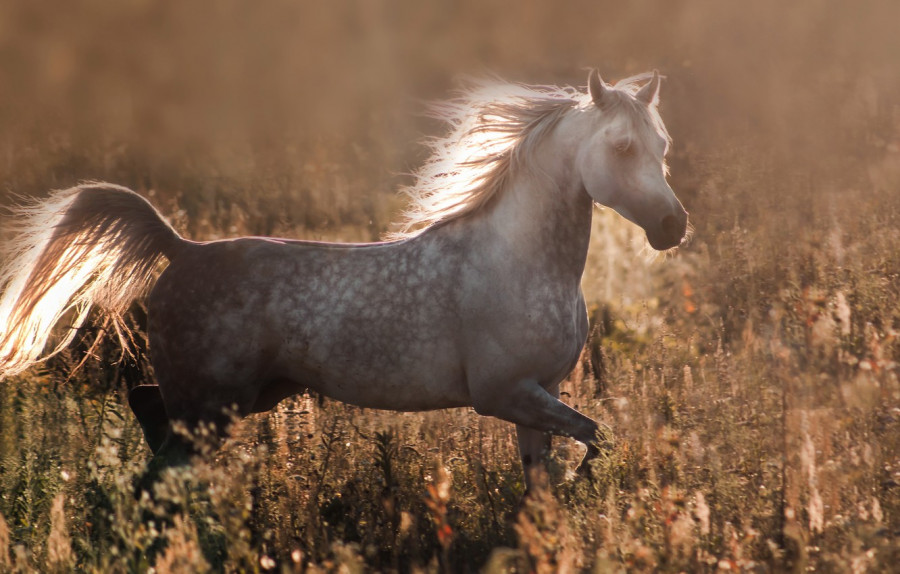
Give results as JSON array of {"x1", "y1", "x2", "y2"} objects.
[
  {"x1": 128, "y1": 384, "x2": 169, "y2": 454},
  {"x1": 134, "y1": 406, "x2": 230, "y2": 498},
  {"x1": 131, "y1": 377, "x2": 243, "y2": 495}
]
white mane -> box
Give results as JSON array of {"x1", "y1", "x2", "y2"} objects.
[{"x1": 390, "y1": 74, "x2": 669, "y2": 238}]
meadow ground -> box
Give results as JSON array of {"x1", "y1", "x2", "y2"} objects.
[{"x1": 1, "y1": 1, "x2": 900, "y2": 572}]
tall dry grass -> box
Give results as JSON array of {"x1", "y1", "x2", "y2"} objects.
[{"x1": 1, "y1": 0, "x2": 899, "y2": 571}]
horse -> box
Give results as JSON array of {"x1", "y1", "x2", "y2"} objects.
[{"x1": 0, "y1": 70, "x2": 688, "y2": 489}]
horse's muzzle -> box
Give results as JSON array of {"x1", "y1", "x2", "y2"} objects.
[{"x1": 648, "y1": 212, "x2": 688, "y2": 250}]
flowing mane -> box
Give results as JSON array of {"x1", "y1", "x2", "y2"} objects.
[{"x1": 390, "y1": 73, "x2": 670, "y2": 238}]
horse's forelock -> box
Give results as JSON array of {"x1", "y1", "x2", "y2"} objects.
[{"x1": 609, "y1": 75, "x2": 672, "y2": 148}]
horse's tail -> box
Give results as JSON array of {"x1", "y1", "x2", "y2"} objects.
[{"x1": 0, "y1": 182, "x2": 187, "y2": 380}]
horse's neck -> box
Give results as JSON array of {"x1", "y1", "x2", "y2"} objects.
[{"x1": 476, "y1": 148, "x2": 593, "y2": 282}]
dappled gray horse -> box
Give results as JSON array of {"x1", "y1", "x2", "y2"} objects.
[{"x1": 0, "y1": 71, "x2": 687, "y2": 487}]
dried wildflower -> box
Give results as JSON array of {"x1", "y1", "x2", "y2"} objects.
[
  {"x1": 694, "y1": 491, "x2": 711, "y2": 536},
  {"x1": 424, "y1": 464, "x2": 454, "y2": 549},
  {"x1": 47, "y1": 494, "x2": 72, "y2": 569},
  {"x1": 0, "y1": 510, "x2": 9, "y2": 569},
  {"x1": 154, "y1": 515, "x2": 210, "y2": 574},
  {"x1": 515, "y1": 473, "x2": 576, "y2": 574}
]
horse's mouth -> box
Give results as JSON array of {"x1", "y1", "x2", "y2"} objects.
[
  {"x1": 648, "y1": 234, "x2": 684, "y2": 251},
  {"x1": 647, "y1": 216, "x2": 689, "y2": 250}
]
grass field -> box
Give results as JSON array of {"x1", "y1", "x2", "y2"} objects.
[{"x1": 1, "y1": 1, "x2": 900, "y2": 572}]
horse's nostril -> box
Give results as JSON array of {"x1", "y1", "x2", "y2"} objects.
[{"x1": 661, "y1": 214, "x2": 682, "y2": 239}]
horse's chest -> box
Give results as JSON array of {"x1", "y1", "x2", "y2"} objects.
[
  {"x1": 475, "y1": 289, "x2": 588, "y2": 386},
  {"x1": 533, "y1": 297, "x2": 589, "y2": 381}
]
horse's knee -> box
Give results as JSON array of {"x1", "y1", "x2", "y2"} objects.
[{"x1": 128, "y1": 384, "x2": 169, "y2": 454}]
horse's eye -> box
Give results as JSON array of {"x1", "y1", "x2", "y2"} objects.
[{"x1": 614, "y1": 141, "x2": 633, "y2": 156}]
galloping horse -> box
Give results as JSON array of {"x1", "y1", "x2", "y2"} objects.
[{"x1": 0, "y1": 71, "x2": 687, "y2": 487}]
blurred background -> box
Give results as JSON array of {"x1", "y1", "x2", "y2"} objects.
[
  {"x1": 1, "y1": 0, "x2": 897, "y2": 242},
  {"x1": 0, "y1": 0, "x2": 897, "y2": 321},
  {"x1": 2, "y1": 3, "x2": 900, "y2": 570}
]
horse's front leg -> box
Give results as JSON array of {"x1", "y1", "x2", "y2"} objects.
[
  {"x1": 473, "y1": 379, "x2": 610, "y2": 479},
  {"x1": 515, "y1": 384, "x2": 557, "y2": 492},
  {"x1": 516, "y1": 424, "x2": 552, "y2": 491}
]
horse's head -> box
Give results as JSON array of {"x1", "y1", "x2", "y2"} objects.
[{"x1": 576, "y1": 70, "x2": 688, "y2": 251}]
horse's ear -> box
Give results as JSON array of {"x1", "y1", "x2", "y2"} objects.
[
  {"x1": 588, "y1": 69, "x2": 610, "y2": 108},
  {"x1": 636, "y1": 70, "x2": 661, "y2": 106}
]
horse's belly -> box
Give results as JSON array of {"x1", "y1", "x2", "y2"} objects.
[
  {"x1": 294, "y1": 366, "x2": 470, "y2": 411},
  {"x1": 330, "y1": 374, "x2": 469, "y2": 411},
  {"x1": 278, "y1": 340, "x2": 470, "y2": 412}
]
